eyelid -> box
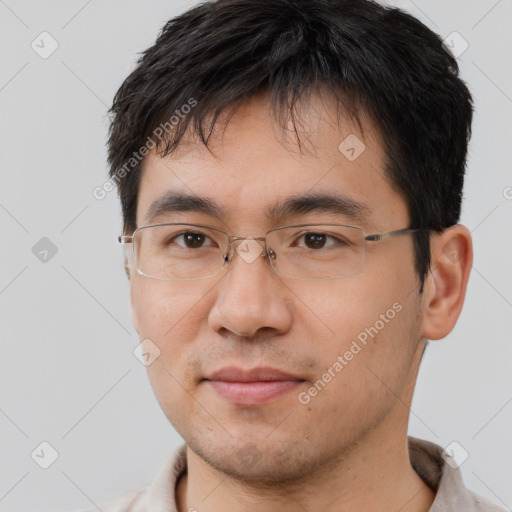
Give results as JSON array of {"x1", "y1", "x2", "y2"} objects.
[
  {"x1": 293, "y1": 229, "x2": 352, "y2": 244},
  {"x1": 168, "y1": 226, "x2": 223, "y2": 249}
]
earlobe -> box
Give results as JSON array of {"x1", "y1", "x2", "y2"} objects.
[{"x1": 421, "y1": 225, "x2": 473, "y2": 340}]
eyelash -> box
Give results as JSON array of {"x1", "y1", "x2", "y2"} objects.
[{"x1": 168, "y1": 230, "x2": 349, "y2": 250}]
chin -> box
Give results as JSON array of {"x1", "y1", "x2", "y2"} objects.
[{"x1": 186, "y1": 434, "x2": 331, "y2": 485}]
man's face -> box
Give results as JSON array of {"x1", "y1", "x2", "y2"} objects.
[{"x1": 130, "y1": 92, "x2": 425, "y2": 482}]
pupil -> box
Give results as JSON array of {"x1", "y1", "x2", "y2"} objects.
[{"x1": 305, "y1": 233, "x2": 326, "y2": 249}]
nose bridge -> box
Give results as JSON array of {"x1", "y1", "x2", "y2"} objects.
[
  {"x1": 208, "y1": 234, "x2": 292, "y2": 338},
  {"x1": 229, "y1": 235, "x2": 266, "y2": 245},
  {"x1": 226, "y1": 235, "x2": 269, "y2": 266}
]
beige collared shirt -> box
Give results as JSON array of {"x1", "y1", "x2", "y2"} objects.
[{"x1": 80, "y1": 436, "x2": 507, "y2": 512}]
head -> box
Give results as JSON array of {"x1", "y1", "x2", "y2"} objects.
[{"x1": 107, "y1": 0, "x2": 473, "y2": 484}]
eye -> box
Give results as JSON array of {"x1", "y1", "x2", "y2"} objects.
[
  {"x1": 293, "y1": 232, "x2": 349, "y2": 250},
  {"x1": 168, "y1": 231, "x2": 216, "y2": 249}
]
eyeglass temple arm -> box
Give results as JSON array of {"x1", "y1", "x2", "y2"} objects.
[
  {"x1": 364, "y1": 228, "x2": 422, "y2": 242},
  {"x1": 118, "y1": 235, "x2": 133, "y2": 244}
]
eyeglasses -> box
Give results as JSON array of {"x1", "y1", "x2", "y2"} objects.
[{"x1": 118, "y1": 223, "x2": 423, "y2": 281}]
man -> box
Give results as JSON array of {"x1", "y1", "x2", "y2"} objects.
[{"x1": 93, "y1": 0, "x2": 505, "y2": 510}]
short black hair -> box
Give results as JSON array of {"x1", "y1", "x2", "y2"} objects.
[{"x1": 107, "y1": 0, "x2": 474, "y2": 293}]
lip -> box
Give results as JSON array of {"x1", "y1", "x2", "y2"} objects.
[
  {"x1": 205, "y1": 366, "x2": 305, "y2": 405},
  {"x1": 206, "y1": 366, "x2": 303, "y2": 382}
]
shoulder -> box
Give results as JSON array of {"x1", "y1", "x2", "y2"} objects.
[
  {"x1": 461, "y1": 488, "x2": 508, "y2": 512},
  {"x1": 407, "y1": 436, "x2": 507, "y2": 512},
  {"x1": 66, "y1": 444, "x2": 187, "y2": 512},
  {"x1": 70, "y1": 485, "x2": 150, "y2": 512}
]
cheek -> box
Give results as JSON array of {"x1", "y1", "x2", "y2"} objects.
[
  {"x1": 294, "y1": 267, "x2": 417, "y2": 383},
  {"x1": 131, "y1": 277, "x2": 211, "y2": 342},
  {"x1": 287, "y1": 269, "x2": 407, "y2": 341},
  {"x1": 130, "y1": 278, "x2": 215, "y2": 397},
  {"x1": 131, "y1": 278, "x2": 212, "y2": 425},
  {"x1": 296, "y1": 297, "x2": 418, "y2": 441}
]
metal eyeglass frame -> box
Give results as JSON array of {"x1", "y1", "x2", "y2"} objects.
[{"x1": 118, "y1": 222, "x2": 425, "y2": 281}]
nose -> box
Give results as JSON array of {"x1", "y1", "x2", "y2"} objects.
[{"x1": 207, "y1": 237, "x2": 292, "y2": 339}]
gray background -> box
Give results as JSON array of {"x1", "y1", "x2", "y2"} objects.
[{"x1": 0, "y1": 0, "x2": 511, "y2": 511}]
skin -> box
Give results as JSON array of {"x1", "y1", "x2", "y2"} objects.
[{"x1": 127, "y1": 90, "x2": 473, "y2": 512}]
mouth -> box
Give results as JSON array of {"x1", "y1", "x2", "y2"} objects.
[{"x1": 204, "y1": 366, "x2": 306, "y2": 405}]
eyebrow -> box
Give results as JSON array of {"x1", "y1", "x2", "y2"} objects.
[{"x1": 145, "y1": 190, "x2": 372, "y2": 226}]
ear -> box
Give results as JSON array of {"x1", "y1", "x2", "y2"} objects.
[{"x1": 420, "y1": 224, "x2": 473, "y2": 340}]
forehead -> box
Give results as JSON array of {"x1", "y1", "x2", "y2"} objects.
[{"x1": 136, "y1": 93, "x2": 409, "y2": 232}]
